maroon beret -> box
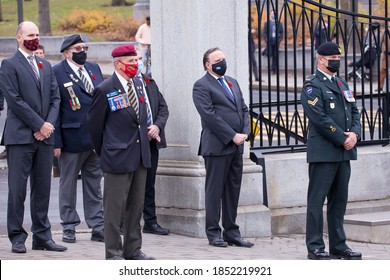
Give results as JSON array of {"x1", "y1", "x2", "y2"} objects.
[{"x1": 111, "y1": 44, "x2": 137, "y2": 58}]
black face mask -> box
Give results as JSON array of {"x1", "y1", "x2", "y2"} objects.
[
  {"x1": 326, "y1": 59, "x2": 340, "y2": 73},
  {"x1": 212, "y1": 60, "x2": 227, "y2": 76},
  {"x1": 72, "y1": 51, "x2": 87, "y2": 65}
]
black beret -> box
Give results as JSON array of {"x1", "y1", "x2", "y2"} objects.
[
  {"x1": 317, "y1": 42, "x2": 342, "y2": 56},
  {"x1": 60, "y1": 34, "x2": 84, "y2": 53}
]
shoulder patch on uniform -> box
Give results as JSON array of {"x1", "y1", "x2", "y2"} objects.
[
  {"x1": 308, "y1": 97, "x2": 318, "y2": 106},
  {"x1": 305, "y1": 86, "x2": 313, "y2": 95}
]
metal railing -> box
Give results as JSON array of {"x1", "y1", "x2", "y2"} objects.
[{"x1": 249, "y1": 0, "x2": 390, "y2": 153}]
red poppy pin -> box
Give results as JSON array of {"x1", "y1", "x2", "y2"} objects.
[
  {"x1": 139, "y1": 96, "x2": 145, "y2": 103},
  {"x1": 144, "y1": 78, "x2": 151, "y2": 84},
  {"x1": 228, "y1": 82, "x2": 233, "y2": 88},
  {"x1": 88, "y1": 70, "x2": 96, "y2": 80},
  {"x1": 337, "y1": 81, "x2": 342, "y2": 87},
  {"x1": 38, "y1": 61, "x2": 43, "y2": 69}
]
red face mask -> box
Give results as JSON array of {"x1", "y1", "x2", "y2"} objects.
[
  {"x1": 118, "y1": 60, "x2": 138, "y2": 79},
  {"x1": 23, "y1": 38, "x2": 40, "y2": 51}
]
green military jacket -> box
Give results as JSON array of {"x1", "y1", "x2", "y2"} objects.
[{"x1": 301, "y1": 69, "x2": 361, "y2": 163}]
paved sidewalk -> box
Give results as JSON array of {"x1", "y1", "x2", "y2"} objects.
[{"x1": 1, "y1": 229, "x2": 390, "y2": 260}]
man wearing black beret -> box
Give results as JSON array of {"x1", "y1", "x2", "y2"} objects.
[
  {"x1": 53, "y1": 34, "x2": 105, "y2": 244},
  {"x1": 301, "y1": 42, "x2": 362, "y2": 260}
]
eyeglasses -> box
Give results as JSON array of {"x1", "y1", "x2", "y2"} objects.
[{"x1": 70, "y1": 45, "x2": 89, "y2": 52}]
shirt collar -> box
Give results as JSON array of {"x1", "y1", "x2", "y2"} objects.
[
  {"x1": 318, "y1": 68, "x2": 335, "y2": 81},
  {"x1": 19, "y1": 48, "x2": 33, "y2": 59},
  {"x1": 67, "y1": 59, "x2": 85, "y2": 75}
]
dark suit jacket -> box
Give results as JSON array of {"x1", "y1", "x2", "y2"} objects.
[
  {"x1": 87, "y1": 73, "x2": 151, "y2": 173},
  {"x1": 138, "y1": 74, "x2": 169, "y2": 149},
  {"x1": 53, "y1": 60, "x2": 104, "y2": 152},
  {"x1": 192, "y1": 72, "x2": 250, "y2": 156},
  {"x1": 301, "y1": 69, "x2": 361, "y2": 162},
  {"x1": 0, "y1": 51, "x2": 60, "y2": 145},
  {"x1": 263, "y1": 20, "x2": 283, "y2": 46}
]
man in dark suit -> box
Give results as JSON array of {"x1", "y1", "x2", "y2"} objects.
[
  {"x1": 0, "y1": 21, "x2": 66, "y2": 253},
  {"x1": 192, "y1": 47, "x2": 254, "y2": 248},
  {"x1": 301, "y1": 42, "x2": 362, "y2": 260},
  {"x1": 134, "y1": 54, "x2": 170, "y2": 235},
  {"x1": 263, "y1": 11, "x2": 283, "y2": 74},
  {"x1": 88, "y1": 44, "x2": 155, "y2": 260},
  {"x1": 53, "y1": 34, "x2": 105, "y2": 244}
]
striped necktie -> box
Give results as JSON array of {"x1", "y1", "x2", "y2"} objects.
[
  {"x1": 217, "y1": 77, "x2": 236, "y2": 103},
  {"x1": 136, "y1": 76, "x2": 153, "y2": 126},
  {"x1": 145, "y1": 98, "x2": 153, "y2": 127},
  {"x1": 127, "y1": 80, "x2": 139, "y2": 118},
  {"x1": 27, "y1": 56, "x2": 39, "y2": 80},
  {"x1": 78, "y1": 68, "x2": 93, "y2": 94}
]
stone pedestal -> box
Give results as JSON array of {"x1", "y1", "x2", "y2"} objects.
[
  {"x1": 150, "y1": 0, "x2": 270, "y2": 237},
  {"x1": 155, "y1": 159, "x2": 270, "y2": 238}
]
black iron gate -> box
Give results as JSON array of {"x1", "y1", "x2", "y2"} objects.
[{"x1": 249, "y1": 0, "x2": 390, "y2": 153}]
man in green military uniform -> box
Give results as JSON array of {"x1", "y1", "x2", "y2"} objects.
[{"x1": 301, "y1": 42, "x2": 362, "y2": 260}]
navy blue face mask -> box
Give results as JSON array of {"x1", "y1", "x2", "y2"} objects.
[{"x1": 212, "y1": 59, "x2": 227, "y2": 76}]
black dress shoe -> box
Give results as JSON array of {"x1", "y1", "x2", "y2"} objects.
[
  {"x1": 225, "y1": 238, "x2": 254, "y2": 248},
  {"x1": 307, "y1": 248, "x2": 331, "y2": 260},
  {"x1": 209, "y1": 238, "x2": 228, "y2": 247},
  {"x1": 91, "y1": 230, "x2": 104, "y2": 242},
  {"x1": 125, "y1": 251, "x2": 156, "y2": 260},
  {"x1": 32, "y1": 240, "x2": 67, "y2": 252},
  {"x1": 12, "y1": 241, "x2": 26, "y2": 253},
  {"x1": 143, "y1": 224, "x2": 170, "y2": 235},
  {"x1": 330, "y1": 248, "x2": 362, "y2": 260},
  {"x1": 62, "y1": 229, "x2": 76, "y2": 243},
  {"x1": 107, "y1": 256, "x2": 125, "y2": 260}
]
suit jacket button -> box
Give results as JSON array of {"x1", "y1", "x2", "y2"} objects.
[{"x1": 136, "y1": 139, "x2": 140, "y2": 143}]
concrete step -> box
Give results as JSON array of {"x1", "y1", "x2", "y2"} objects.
[{"x1": 344, "y1": 211, "x2": 390, "y2": 244}]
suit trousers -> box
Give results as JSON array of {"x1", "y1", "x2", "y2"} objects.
[
  {"x1": 7, "y1": 142, "x2": 53, "y2": 244},
  {"x1": 204, "y1": 150, "x2": 243, "y2": 241},
  {"x1": 58, "y1": 150, "x2": 104, "y2": 232},
  {"x1": 103, "y1": 166, "x2": 147, "y2": 259},
  {"x1": 143, "y1": 140, "x2": 159, "y2": 226},
  {"x1": 306, "y1": 161, "x2": 350, "y2": 252}
]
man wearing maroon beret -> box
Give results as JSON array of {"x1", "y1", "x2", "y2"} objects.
[{"x1": 88, "y1": 44, "x2": 156, "y2": 260}]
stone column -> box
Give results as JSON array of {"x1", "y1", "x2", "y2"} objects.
[{"x1": 150, "y1": 0, "x2": 270, "y2": 237}]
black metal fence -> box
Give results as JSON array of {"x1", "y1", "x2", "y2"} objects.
[{"x1": 249, "y1": 0, "x2": 390, "y2": 153}]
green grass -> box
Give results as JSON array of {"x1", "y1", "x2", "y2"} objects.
[{"x1": 0, "y1": 0, "x2": 136, "y2": 40}]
